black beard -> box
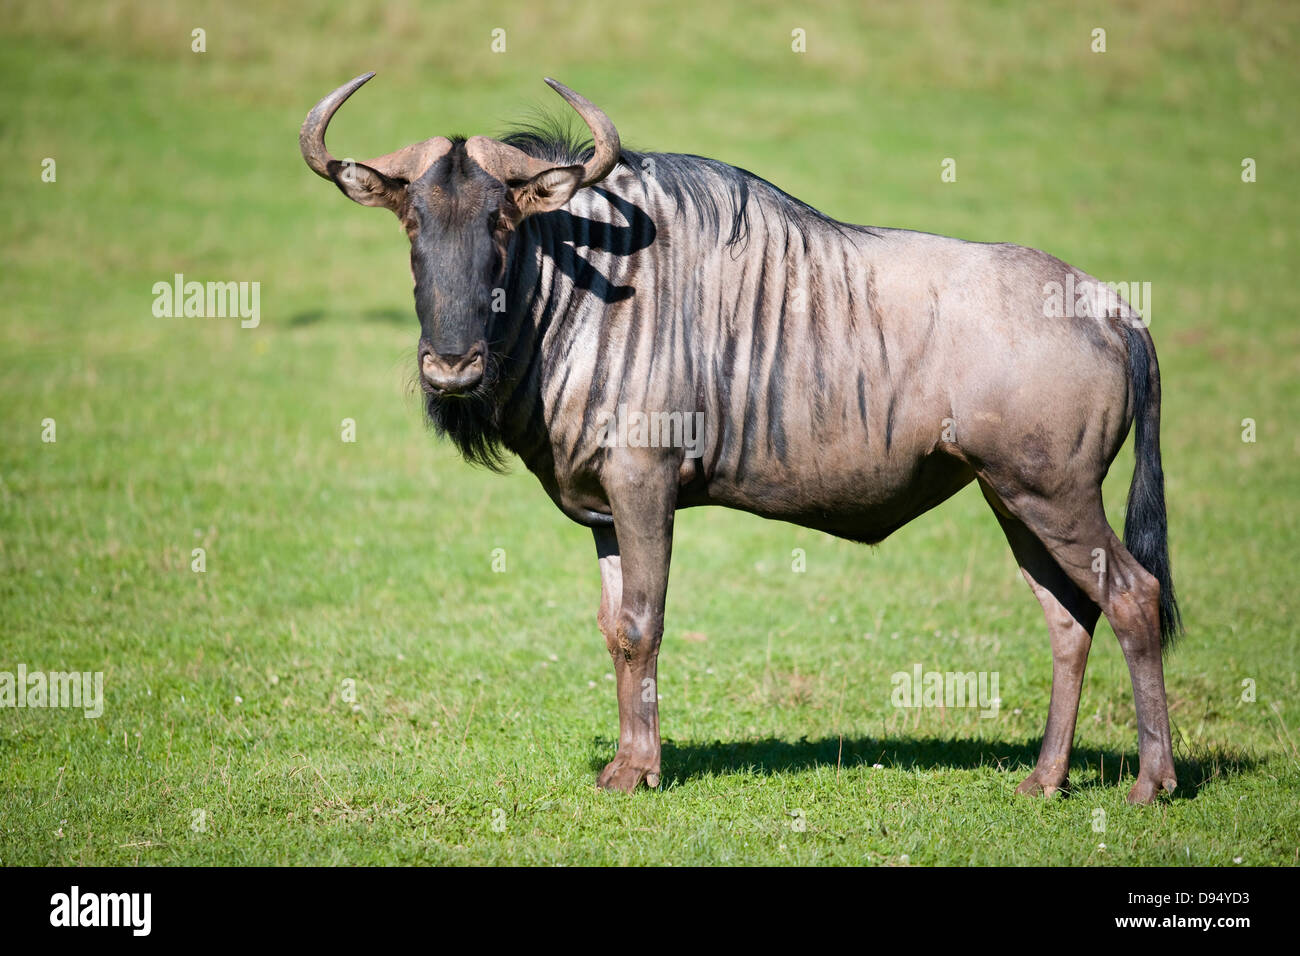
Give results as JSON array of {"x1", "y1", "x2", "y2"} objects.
[{"x1": 421, "y1": 354, "x2": 508, "y2": 471}]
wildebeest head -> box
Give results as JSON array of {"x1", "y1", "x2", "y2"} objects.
[{"x1": 300, "y1": 74, "x2": 620, "y2": 397}]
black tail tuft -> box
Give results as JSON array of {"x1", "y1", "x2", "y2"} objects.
[{"x1": 1122, "y1": 324, "x2": 1181, "y2": 649}]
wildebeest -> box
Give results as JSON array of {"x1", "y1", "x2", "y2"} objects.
[{"x1": 301, "y1": 74, "x2": 1181, "y2": 804}]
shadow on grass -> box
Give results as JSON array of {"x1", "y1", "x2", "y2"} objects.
[
  {"x1": 289, "y1": 307, "x2": 409, "y2": 327},
  {"x1": 361, "y1": 307, "x2": 409, "y2": 325},
  {"x1": 289, "y1": 309, "x2": 326, "y2": 326},
  {"x1": 589, "y1": 735, "x2": 1258, "y2": 800}
]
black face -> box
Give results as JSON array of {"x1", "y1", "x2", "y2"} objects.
[
  {"x1": 399, "y1": 146, "x2": 517, "y2": 469},
  {"x1": 404, "y1": 148, "x2": 513, "y2": 398}
]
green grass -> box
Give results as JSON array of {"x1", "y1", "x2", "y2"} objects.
[{"x1": 1, "y1": 0, "x2": 1297, "y2": 865}]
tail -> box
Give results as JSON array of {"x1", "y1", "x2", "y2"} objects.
[{"x1": 1122, "y1": 323, "x2": 1181, "y2": 649}]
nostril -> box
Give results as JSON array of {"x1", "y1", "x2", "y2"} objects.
[
  {"x1": 439, "y1": 346, "x2": 485, "y2": 374},
  {"x1": 456, "y1": 345, "x2": 484, "y2": 372},
  {"x1": 419, "y1": 342, "x2": 487, "y2": 393}
]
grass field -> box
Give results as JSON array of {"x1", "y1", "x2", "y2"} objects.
[{"x1": 1, "y1": 0, "x2": 1298, "y2": 866}]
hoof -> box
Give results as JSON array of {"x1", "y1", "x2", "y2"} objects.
[
  {"x1": 1127, "y1": 774, "x2": 1177, "y2": 805},
  {"x1": 1016, "y1": 773, "x2": 1068, "y2": 799},
  {"x1": 596, "y1": 753, "x2": 660, "y2": 792}
]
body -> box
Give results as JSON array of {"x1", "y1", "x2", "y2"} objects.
[
  {"x1": 301, "y1": 75, "x2": 1181, "y2": 804},
  {"x1": 491, "y1": 158, "x2": 1138, "y2": 541}
]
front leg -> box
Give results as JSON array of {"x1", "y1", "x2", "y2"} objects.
[{"x1": 591, "y1": 466, "x2": 676, "y2": 792}]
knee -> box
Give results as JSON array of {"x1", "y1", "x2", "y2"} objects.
[
  {"x1": 613, "y1": 605, "x2": 661, "y2": 662},
  {"x1": 1109, "y1": 567, "x2": 1160, "y2": 650}
]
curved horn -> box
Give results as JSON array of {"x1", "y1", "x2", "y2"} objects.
[
  {"x1": 300, "y1": 72, "x2": 375, "y2": 180},
  {"x1": 467, "y1": 80, "x2": 621, "y2": 188},
  {"x1": 301, "y1": 73, "x2": 453, "y2": 184},
  {"x1": 544, "y1": 78, "x2": 621, "y2": 186}
]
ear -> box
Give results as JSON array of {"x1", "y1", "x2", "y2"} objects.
[
  {"x1": 507, "y1": 165, "x2": 584, "y2": 220},
  {"x1": 326, "y1": 158, "x2": 405, "y2": 210}
]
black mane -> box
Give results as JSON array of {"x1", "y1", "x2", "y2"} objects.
[{"x1": 499, "y1": 115, "x2": 873, "y2": 251}]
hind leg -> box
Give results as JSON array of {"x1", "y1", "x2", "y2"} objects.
[
  {"x1": 981, "y1": 482, "x2": 1100, "y2": 797},
  {"x1": 982, "y1": 478, "x2": 1177, "y2": 804}
]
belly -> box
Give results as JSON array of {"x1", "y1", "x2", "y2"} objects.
[{"x1": 683, "y1": 448, "x2": 975, "y2": 543}]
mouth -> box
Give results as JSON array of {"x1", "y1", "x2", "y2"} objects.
[
  {"x1": 423, "y1": 382, "x2": 473, "y2": 398},
  {"x1": 420, "y1": 369, "x2": 482, "y2": 401}
]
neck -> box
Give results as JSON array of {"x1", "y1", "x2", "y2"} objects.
[
  {"x1": 477, "y1": 177, "x2": 648, "y2": 474},
  {"x1": 485, "y1": 218, "x2": 557, "y2": 470}
]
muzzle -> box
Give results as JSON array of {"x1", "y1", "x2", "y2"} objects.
[{"x1": 421, "y1": 341, "x2": 486, "y2": 395}]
